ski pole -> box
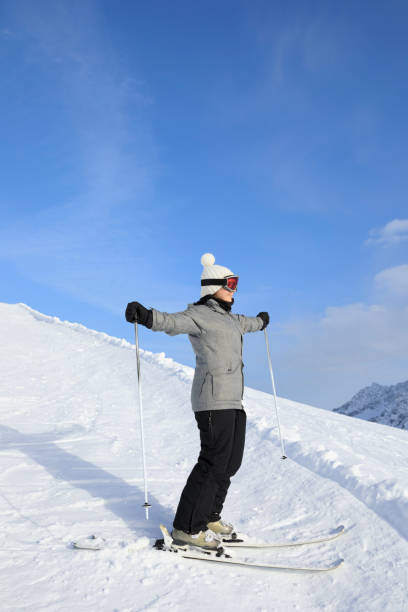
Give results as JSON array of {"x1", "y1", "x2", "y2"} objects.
[
  {"x1": 134, "y1": 319, "x2": 151, "y2": 519},
  {"x1": 264, "y1": 328, "x2": 287, "y2": 460}
]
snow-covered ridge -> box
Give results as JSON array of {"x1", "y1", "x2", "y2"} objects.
[
  {"x1": 8, "y1": 302, "x2": 408, "y2": 540},
  {"x1": 1, "y1": 302, "x2": 408, "y2": 611},
  {"x1": 334, "y1": 380, "x2": 408, "y2": 430},
  {"x1": 9, "y1": 301, "x2": 408, "y2": 541},
  {"x1": 16, "y1": 302, "x2": 194, "y2": 383}
]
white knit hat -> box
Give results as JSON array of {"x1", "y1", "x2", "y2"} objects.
[{"x1": 200, "y1": 253, "x2": 235, "y2": 298}]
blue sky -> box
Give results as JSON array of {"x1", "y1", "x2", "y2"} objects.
[{"x1": 1, "y1": 0, "x2": 408, "y2": 409}]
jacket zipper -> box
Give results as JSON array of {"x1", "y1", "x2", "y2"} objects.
[{"x1": 209, "y1": 411, "x2": 213, "y2": 437}]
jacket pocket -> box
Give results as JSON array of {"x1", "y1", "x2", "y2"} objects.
[
  {"x1": 211, "y1": 363, "x2": 243, "y2": 401},
  {"x1": 191, "y1": 371, "x2": 211, "y2": 405},
  {"x1": 199, "y1": 373, "x2": 209, "y2": 396}
]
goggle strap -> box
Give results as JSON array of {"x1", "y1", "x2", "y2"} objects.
[{"x1": 201, "y1": 279, "x2": 227, "y2": 287}]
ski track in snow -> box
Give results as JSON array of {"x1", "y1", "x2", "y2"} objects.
[
  {"x1": 246, "y1": 387, "x2": 408, "y2": 543},
  {"x1": 0, "y1": 302, "x2": 407, "y2": 612}
]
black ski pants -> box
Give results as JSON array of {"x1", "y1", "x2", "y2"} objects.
[{"x1": 173, "y1": 408, "x2": 246, "y2": 534}]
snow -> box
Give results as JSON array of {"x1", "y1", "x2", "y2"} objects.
[{"x1": 1, "y1": 302, "x2": 407, "y2": 611}]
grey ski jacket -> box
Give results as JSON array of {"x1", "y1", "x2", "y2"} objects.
[{"x1": 151, "y1": 298, "x2": 264, "y2": 412}]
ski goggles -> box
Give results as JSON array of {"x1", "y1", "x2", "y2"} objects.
[{"x1": 201, "y1": 275, "x2": 239, "y2": 292}]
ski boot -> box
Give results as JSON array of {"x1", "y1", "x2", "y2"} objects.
[
  {"x1": 171, "y1": 528, "x2": 222, "y2": 551},
  {"x1": 207, "y1": 519, "x2": 235, "y2": 537}
]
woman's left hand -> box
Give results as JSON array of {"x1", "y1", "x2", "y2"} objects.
[{"x1": 257, "y1": 312, "x2": 269, "y2": 330}]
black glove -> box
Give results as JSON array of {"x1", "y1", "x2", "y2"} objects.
[
  {"x1": 257, "y1": 311, "x2": 269, "y2": 330},
  {"x1": 125, "y1": 301, "x2": 153, "y2": 328}
]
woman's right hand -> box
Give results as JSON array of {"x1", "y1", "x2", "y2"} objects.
[{"x1": 125, "y1": 301, "x2": 153, "y2": 328}]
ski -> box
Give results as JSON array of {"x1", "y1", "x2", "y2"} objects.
[
  {"x1": 154, "y1": 525, "x2": 344, "y2": 573},
  {"x1": 72, "y1": 523, "x2": 345, "y2": 552},
  {"x1": 222, "y1": 524, "x2": 345, "y2": 548}
]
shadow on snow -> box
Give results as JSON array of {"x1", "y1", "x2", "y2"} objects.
[{"x1": 0, "y1": 424, "x2": 172, "y2": 537}]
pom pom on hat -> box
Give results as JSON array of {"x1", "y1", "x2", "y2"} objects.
[
  {"x1": 201, "y1": 253, "x2": 216, "y2": 266},
  {"x1": 200, "y1": 252, "x2": 234, "y2": 298}
]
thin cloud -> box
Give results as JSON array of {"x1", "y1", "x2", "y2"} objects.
[
  {"x1": 374, "y1": 264, "x2": 408, "y2": 299},
  {"x1": 3, "y1": 0, "x2": 156, "y2": 204},
  {"x1": 255, "y1": 10, "x2": 347, "y2": 86},
  {"x1": 283, "y1": 302, "x2": 408, "y2": 368},
  {"x1": 365, "y1": 219, "x2": 408, "y2": 246},
  {"x1": 0, "y1": 1, "x2": 158, "y2": 311},
  {"x1": 257, "y1": 268, "x2": 408, "y2": 409}
]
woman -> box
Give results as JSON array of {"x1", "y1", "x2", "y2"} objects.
[{"x1": 125, "y1": 253, "x2": 269, "y2": 550}]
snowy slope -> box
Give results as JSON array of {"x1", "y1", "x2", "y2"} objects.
[
  {"x1": 334, "y1": 381, "x2": 408, "y2": 430},
  {"x1": 1, "y1": 303, "x2": 407, "y2": 612}
]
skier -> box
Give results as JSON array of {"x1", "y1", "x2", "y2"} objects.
[{"x1": 125, "y1": 253, "x2": 269, "y2": 551}]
